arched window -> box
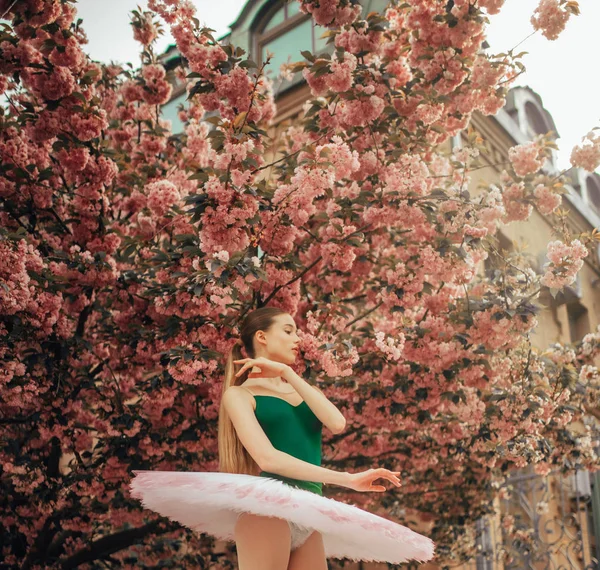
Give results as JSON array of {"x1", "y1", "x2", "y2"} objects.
[
  {"x1": 586, "y1": 176, "x2": 600, "y2": 214},
  {"x1": 255, "y1": 0, "x2": 329, "y2": 90},
  {"x1": 567, "y1": 300, "x2": 590, "y2": 342},
  {"x1": 524, "y1": 101, "x2": 549, "y2": 136}
]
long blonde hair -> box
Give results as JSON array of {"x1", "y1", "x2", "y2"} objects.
[{"x1": 218, "y1": 306, "x2": 288, "y2": 474}]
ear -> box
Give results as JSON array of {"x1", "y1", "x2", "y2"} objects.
[{"x1": 254, "y1": 330, "x2": 267, "y2": 346}]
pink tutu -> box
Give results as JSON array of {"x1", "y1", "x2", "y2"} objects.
[{"x1": 130, "y1": 470, "x2": 435, "y2": 564}]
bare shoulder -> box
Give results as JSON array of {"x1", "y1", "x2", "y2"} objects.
[
  {"x1": 223, "y1": 385, "x2": 256, "y2": 411},
  {"x1": 220, "y1": 385, "x2": 276, "y2": 471}
]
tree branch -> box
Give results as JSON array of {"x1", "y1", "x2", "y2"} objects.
[
  {"x1": 260, "y1": 255, "x2": 323, "y2": 307},
  {"x1": 59, "y1": 520, "x2": 171, "y2": 569}
]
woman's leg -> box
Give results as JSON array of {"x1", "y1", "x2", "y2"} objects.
[{"x1": 235, "y1": 513, "x2": 291, "y2": 570}]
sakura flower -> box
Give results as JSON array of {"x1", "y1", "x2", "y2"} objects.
[
  {"x1": 570, "y1": 131, "x2": 600, "y2": 173},
  {"x1": 531, "y1": 0, "x2": 575, "y2": 41}
]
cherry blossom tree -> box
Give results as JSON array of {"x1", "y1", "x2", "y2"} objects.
[{"x1": 0, "y1": 0, "x2": 598, "y2": 568}]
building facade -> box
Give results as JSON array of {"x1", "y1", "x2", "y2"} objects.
[{"x1": 160, "y1": 1, "x2": 600, "y2": 567}]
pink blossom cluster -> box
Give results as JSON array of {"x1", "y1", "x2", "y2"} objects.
[
  {"x1": 302, "y1": 52, "x2": 358, "y2": 95},
  {"x1": 382, "y1": 154, "x2": 431, "y2": 198},
  {"x1": 502, "y1": 182, "x2": 533, "y2": 222},
  {"x1": 580, "y1": 326, "x2": 600, "y2": 359},
  {"x1": 385, "y1": 57, "x2": 413, "y2": 89},
  {"x1": 476, "y1": 0, "x2": 506, "y2": 14},
  {"x1": 546, "y1": 342, "x2": 577, "y2": 366},
  {"x1": 0, "y1": 239, "x2": 65, "y2": 338},
  {"x1": 168, "y1": 357, "x2": 217, "y2": 386},
  {"x1": 141, "y1": 63, "x2": 173, "y2": 105},
  {"x1": 508, "y1": 141, "x2": 545, "y2": 177},
  {"x1": 272, "y1": 162, "x2": 335, "y2": 227},
  {"x1": 315, "y1": 136, "x2": 360, "y2": 179},
  {"x1": 374, "y1": 331, "x2": 406, "y2": 361},
  {"x1": 299, "y1": 0, "x2": 522, "y2": 150},
  {"x1": 540, "y1": 239, "x2": 588, "y2": 288},
  {"x1": 531, "y1": 0, "x2": 575, "y2": 41},
  {"x1": 320, "y1": 241, "x2": 357, "y2": 272},
  {"x1": 298, "y1": 0, "x2": 362, "y2": 26},
  {"x1": 338, "y1": 94, "x2": 386, "y2": 128},
  {"x1": 146, "y1": 179, "x2": 181, "y2": 217},
  {"x1": 403, "y1": 4, "x2": 488, "y2": 95},
  {"x1": 578, "y1": 366, "x2": 600, "y2": 409},
  {"x1": 474, "y1": 186, "x2": 506, "y2": 235},
  {"x1": 149, "y1": 0, "x2": 275, "y2": 124},
  {"x1": 335, "y1": 25, "x2": 382, "y2": 55},
  {"x1": 533, "y1": 183, "x2": 561, "y2": 214},
  {"x1": 570, "y1": 130, "x2": 600, "y2": 173},
  {"x1": 131, "y1": 9, "x2": 159, "y2": 46}
]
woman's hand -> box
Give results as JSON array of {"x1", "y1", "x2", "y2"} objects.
[
  {"x1": 233, "y1": 356, "x2": 288, "y2": 378},
  {"x1": 344, "y1": 468, "x2": 402, "y2": 492}
]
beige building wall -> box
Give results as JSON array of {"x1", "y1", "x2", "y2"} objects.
[{"x1": 468, "y1": 109, "x2": 600, "y2": 350}]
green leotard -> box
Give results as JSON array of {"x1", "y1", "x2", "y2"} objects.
[{"x1": 242, "y1": 387, "x2": 323, "y2": 496}]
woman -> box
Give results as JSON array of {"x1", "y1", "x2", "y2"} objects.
[{"x1": 130, "y1": 306, "x2": 435, "y2": 569}]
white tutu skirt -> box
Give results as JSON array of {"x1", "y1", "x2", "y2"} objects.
[{"x1": 130, "y1": 471, "x2": 435, "y2": 564}]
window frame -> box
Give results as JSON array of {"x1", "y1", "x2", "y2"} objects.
[
  {"x1": 586, "y1": 176, "x2": 600, "y2": 215},
  {"x1": 254, "y1": 1, "x2": 320, "y2": 84}
]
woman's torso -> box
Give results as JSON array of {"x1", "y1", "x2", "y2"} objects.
[{"x1": 239, "y1": 380, "x2": 323, "y2": 495}]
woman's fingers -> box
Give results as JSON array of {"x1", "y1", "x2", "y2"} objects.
[
  {"x1": 379, "y1": 476, "x2": 400, "y2": 487},
  {"x1": 382, "y1": 468, "x2": 401, "y2": 480},
  {"x1": 233, "y1": 358, "x2": 255, "y2": 377},
  {"x1": 371, "y1": 469, "x2": 401, "y2": 486}
]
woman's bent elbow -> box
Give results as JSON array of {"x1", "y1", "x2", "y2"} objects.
[{"x1": 257, "y1": 451, "x2": 278, "y2": 472}]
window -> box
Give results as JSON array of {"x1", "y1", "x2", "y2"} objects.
[
  {"x1": 161, "y1": 91, "x2": 186, "y2": 134},
  {"x1": 524, "y1": 101, "x2": 549, "y2": 137},
  {"x1": 263, "y1": 0, "x2": 301, "y2": 31},
  {"x1": 591, "y1": 471, "x2": 600, "y2": 564},
  {"x1": 586, "y1": 176, "x2": 600, "y2": 215},
  {"x1": 567, "y1": 301, "x2": 590, "y2": 343},
  {"x1": 483, "y1": 230, "x2": 512, "y2": 279},
  {"x1": 255, "y1": 0, "x2": 330, "y2": 91}
]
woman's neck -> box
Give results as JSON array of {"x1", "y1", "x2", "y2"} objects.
[{"x1": 246, "y1": 370, "x2": 292, "y2": 390}]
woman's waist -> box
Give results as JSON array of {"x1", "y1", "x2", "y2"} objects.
[{"x1": 259, "y1": 471, "x2": 323, "y2": 496}]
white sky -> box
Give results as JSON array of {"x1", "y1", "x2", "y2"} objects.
[{"x1": 75, "y1": 0, "x2": 600, "y2": 170}]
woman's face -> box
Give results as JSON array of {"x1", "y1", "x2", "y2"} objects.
[{"x1": 254, "y1": 313, "x2": 301, "y2": 366}]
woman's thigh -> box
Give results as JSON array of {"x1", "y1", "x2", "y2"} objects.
[
  {"x1": 287, "y1": 531, "x2": 327, "y2": 570},
  {"x1": 234, "y1": 513, "x2": 291, "y2": 570}
]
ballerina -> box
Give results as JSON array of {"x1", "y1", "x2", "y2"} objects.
[{"x1": 130, "y1": 306, "x2": 435, "y2": 569}]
